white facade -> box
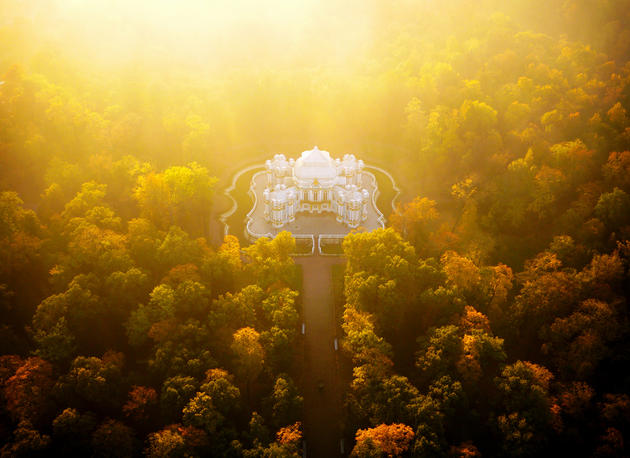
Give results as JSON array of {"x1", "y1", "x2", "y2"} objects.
[{"x1": 263, "y1": 146, "x2": 369, "y2": 228}]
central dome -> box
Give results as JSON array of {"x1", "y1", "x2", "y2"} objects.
[{"x1": 294, "y1": 146, "x2": 337, "y2": 182}]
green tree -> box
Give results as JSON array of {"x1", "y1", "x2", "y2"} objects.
[
  {"x1": 595, "y1": 188, "x2": 630, "y2": 231},
  {"x1": 269, "y1": 375, "x2": 303, "y2": 428},
  {"x1": 51, "y1": 408, "x2": 97, "y2": 456},
  {"x1": 160, "y1": 376, "x2": 199, "y2": 423},
  {"x1": 91, "y1": 419, "x2": 135, "y2": 458},
  {"x1": 200, "y1": 368, "x2": 241, "y2": 418},
  {"x1": 343, "y1": 229, "x2": 417, "y2": 335},
  {"x1": 494, "y1": 361, "x2": 555, "y2": 456},
  {"x1": 55, "y1": 352, "x2": 125, "y2": 412},
  {"x1": 243, "y1": 232, "x2": 297, "y2": 288},
  {"x1": 182, "y1": 392, "x2": 223, "y2": 434}
]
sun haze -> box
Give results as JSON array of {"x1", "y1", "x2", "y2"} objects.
[{"x1": 0, "y1": 1, "x2": 629, "y2": 457}]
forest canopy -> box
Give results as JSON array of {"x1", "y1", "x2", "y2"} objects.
[{"x1": 0, "y1": 0, "x2": 629, "y2": 456}]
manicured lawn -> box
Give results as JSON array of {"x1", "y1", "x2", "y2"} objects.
[
  {"x1": 293, "y1": 238, "x2": 314, "y2": 255},
  {"x1": 368, "y1": 166, "x2": 400, "y2": 221},
  {"x1": 320, "y1": 240, "x2": 344, "y2": 255},
  {"x1": 224, "y1": 166, "x2": 263, "y2": 245}
]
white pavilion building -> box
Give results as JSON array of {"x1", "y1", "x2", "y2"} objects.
[{"x1": 262, "y1": 146, "x2": 370, "y2": 228}]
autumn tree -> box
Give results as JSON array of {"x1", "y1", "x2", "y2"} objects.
[
  {"x1": 494, "y1": 361, "x2": 555, "y2": 456},
  {"x1": 51, "y1": 408, "x2": 97, "y2": 456},
  {"x1": 200, "y1": 368, "x2": 241, "y2": 418},
  {"x1": 160, "y1": 376, "x2": 199, "y2": 423},
  {"x1": 243, "y1": 231, "x2": 297, "y2": 288},
  {"x1": 231, "y1": 327, "x2": 265, "y2": 404},
  {"x1": 343, "y1": 228, "x2": 418, "y2": 336},
  {"x1": 268, "y1": 375, "x2": 303, "y2": 428},
  {"x1": 389, "y1": 196, "x2": 440, "y2": 256},
  {"x1": 91, "y1": 419, "x2": 135, "y2": 458},
  {"x1": 55, "y1": 352, "x2": 125, "y2": 414},
  {"x1": 122, "y1": 386, "x2": 158, "y2": 427},
  {"x1": 134, "y1": 163, "x2": 217, "y2": 236},
  {"x1": 3, "y1": 357, "x2": 54, "y2": 426},
  {"x1": 0, "y1": 420, "x2": 51, "y2": 457},
  {"x1": 0, "y1": 192, "x2": 45, "y2": 346},
  {"x1": 145, "y1": 424, "x2": 209, "y2": 457},
  {"x1": 351, "y1": 423, "x2": 415, "y2": 457}
]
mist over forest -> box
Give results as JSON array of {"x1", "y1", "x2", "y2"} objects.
[{"x1": 1, "y1": 0, "x2": 629, "y2": 456}]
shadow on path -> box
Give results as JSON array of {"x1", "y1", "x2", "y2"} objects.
[{"x1": 296, "y1": 252, "x2": 346, "y2": 458}]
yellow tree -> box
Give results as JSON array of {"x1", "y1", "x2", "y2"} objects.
[
  {"x1": 219, "y1": 235, "x2": 242, "y2": 271},
  {"x1": 134, "y1": 163, "x2": 217, "y2": 236},
  {"x1": 243, "y1": 231, "x2": 296, "y2": 288},
  {"x1": 389, "y1": 196, "x2": 439, "y2": 256},
  {"x1": 440, "y1": 251, "x2": 481, "y2": 293},
  {"x1": 231, "y1": 327, "x2": 264, "y2": 405}
]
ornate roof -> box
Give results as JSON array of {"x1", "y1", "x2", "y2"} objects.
[
  {"x1": 294, "y1": 146, "x2": 337, "y2": 181},
  {"x1": 266, "y1": 154, "x2": 290, "y2": 174}
]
